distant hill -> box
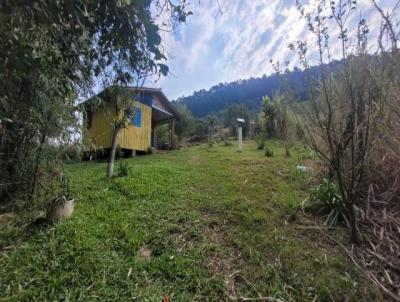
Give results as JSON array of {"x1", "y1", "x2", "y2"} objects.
[{"x1": 173, "y1": 61, "x2": 342, "y2": 118}]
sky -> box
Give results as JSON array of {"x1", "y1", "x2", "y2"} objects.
[{"x1": 150, "y1": 0, "x2": 397, "y2": 100}]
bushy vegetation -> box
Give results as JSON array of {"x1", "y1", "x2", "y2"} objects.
[
  {"x1": 291, "y1": 0, "x2": 400, "y2": 244},
  {"x1": 117, "y1": 161, "x2": 133, "y2": 177},
  {"x1": 288, "y1": 1, "x2": 400, "y2": 298},
  {"x1": 155, "y1": 124, "x2": 171, "y2": 148},
  {"x1": 173, "y1": 105, "x2": 224, "y2": 144},
  {"x1": 260, "y1": 92, "x2": 295, "y2": 156},
  {"x1": 256, "y1": 135, "x2": 265, "y2": 150},
  {"x1": 264, "y1": 146, "x2": 274, "y2": 157},
  {"x1": 175, "y1": 105, "x2": 195, "y2": 138},
  {"x1": 223, "y1": 104, "x2": 251, "y2": 137},
  {"x1": 306, "y1": 178, "x2": 346, "y2": 227}
]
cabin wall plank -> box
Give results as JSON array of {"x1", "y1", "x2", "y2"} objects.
[
  {"x1": 119, "y1": 102, "x2": 152, "y2": 151},
  {"x1": 87, "y1": 101, "x2": 152, "y2": 151}
]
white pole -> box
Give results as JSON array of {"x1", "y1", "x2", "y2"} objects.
[{"x1": 238, "y1": 125, "x2": 243, "y2": 152}]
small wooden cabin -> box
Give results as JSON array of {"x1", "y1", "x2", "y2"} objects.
[{"x1": 83, "y1": 86, "x2": 179, "y2": 154}]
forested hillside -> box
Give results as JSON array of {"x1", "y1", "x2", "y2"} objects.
[{"x1": 174, "y1": 61, "x2": 342, "y2": 117}]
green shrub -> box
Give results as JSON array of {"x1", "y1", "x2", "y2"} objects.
[
  {"x1": 117, "y1": 161, "x2": 132, "y2": 177},
  {"x1": 264, "y1": 146, "x2": 274, "y2": 157},
  {"x1": 256, "y1": 135, "x2": 265, "y2": 150},
  {"x1": 306, "y1": 178, "x2": 346, "y2": 226}
]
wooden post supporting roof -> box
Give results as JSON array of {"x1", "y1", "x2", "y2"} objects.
[
  {"x1": 151, "y1": 123, "x2": 157, "y2": 149},
  {"x1": 170, "y1": 118, "x2": 176, "y2": 150}
]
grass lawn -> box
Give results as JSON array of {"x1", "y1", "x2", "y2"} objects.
[{"x1": 0, "y1": 140, "x2": 381, "y2": 301}]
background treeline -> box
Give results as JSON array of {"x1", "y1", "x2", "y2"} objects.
[{"x1": 173, "y1": 60, "x2": 343, "y2": 117}]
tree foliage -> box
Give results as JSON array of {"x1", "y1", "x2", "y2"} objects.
[
  {"x1": 261, "y1": 96, "x2": 276, "y2": 138},
  {"x1": 173, "y1": 62, "x2": 348, "y2": 117},
  {"x1": 259, "y1": 92, "x2": 295, "y2": 156},
  {"x1": 0, "y1": 0, "x2": 189, "y2": 208},
  {"x1": 175, "y1": 105, "x2": 195, "y2": 138},
  {"x1": 223, "y1": 104, "x2": 250, "y2": 137}
]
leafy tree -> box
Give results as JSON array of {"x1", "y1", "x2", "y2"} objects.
[
  {"x1": 174, "y1": 63, "x2": 332, "y2": 117},
  {"x1": 192, "y1": 120, "x2": 207, "y2": 138},
  {"x1": 90, "y1": 87, "x2": 137, "y2": 178},
  {"x1": 0, "y1": 0, "x2": 190, "y2": 206},
  {"x1": 224, "y1": 104, "x2": 250, "y2": 137},
  {"x1": 155, "y1": 124, "x2": 170, "y2": 147},
  {"x1": 259, "y1": 92, "x2": 294, "y2": 156},
  {"x1": 261, "y1": 96, "x2": 277, "y2": 138},
  {"x1": 175, "y1": 105, "x2": 195, "y2": 139}
]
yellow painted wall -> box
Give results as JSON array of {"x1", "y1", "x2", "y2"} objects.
[
  {"x1": 87, "y1": 101, "x2": 152, "y2": 151},
  {"x1": 87, "y1": 106, "x2": 113, "y2": 149},
  {"x1": 119, "y1": 102, "x2": 152, "y2": 151}
]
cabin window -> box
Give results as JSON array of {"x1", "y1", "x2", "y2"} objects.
[
  {"x1": 87, "y1": 111, "x2": 93, "y2": 129},
  {"x1": 131, "y1": 107, "x2": 141, "y2": 127}
]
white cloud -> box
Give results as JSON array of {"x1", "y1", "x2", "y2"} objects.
[{"x1": 154, "y1": 0, "x2": 398, "y2": 100}]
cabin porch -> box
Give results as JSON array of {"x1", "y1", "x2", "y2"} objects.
[{"x1": 151, "y1": 104, "x2": 176, "y2": 150}]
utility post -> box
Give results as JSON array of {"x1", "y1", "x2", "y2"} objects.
[{"x1": 237, "y1": 118, "x2": 244, "y2": 152}]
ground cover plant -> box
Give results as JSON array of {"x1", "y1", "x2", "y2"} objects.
[{"x1": 0, "y1": 141, "x2": 381, "y2": 301}]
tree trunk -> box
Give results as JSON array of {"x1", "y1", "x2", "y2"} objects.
[
  {"x1": 107, "y1": 126, "x2": 121, "y2": 179},
  {"x1": 171, "y1": 118, "x2": 176, "y2": 150},
  {"x1": 29, "y1": 129, "x2": 48, "y2": 203},
  {"x1": 347, "y1": 202, "x2": 361, "y2": 244}
]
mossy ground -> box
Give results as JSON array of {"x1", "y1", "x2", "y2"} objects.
[{"x1": 0, "y1": 140, "x2": 381, "y2": 301}]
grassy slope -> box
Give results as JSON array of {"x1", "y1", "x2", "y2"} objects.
[{"x1": 0, "y1": 141, "x2": 381, "y2": 301}]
